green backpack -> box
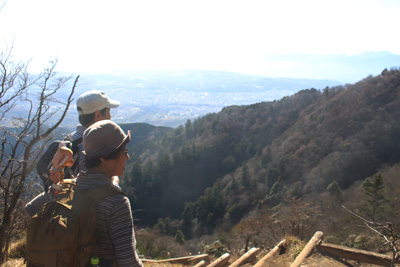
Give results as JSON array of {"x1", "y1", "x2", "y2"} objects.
[{"x1": 26, "y1": 181, "x2": 125, "y2": 267}]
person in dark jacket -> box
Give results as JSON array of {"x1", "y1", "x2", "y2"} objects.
[
  {"x1": 69, "y1": 90, "x2": 120, "y2": 176},
  {"x1": 26, "y1": 91, "x2": 121, "y2": 214}
]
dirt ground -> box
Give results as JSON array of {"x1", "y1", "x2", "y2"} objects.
[
  {"x1": 4, "y1": 250, "x2": 398, "y2": 267},
  {"x1": 246, "y1": 250, "x2": 397, "y2": 267}
]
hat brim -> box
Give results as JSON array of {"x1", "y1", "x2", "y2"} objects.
[
  {"x1": 83, "y1": 130, "x2": 130, "y2": 159},
  {"x1": 106, "y1": 99, "x2": 120, "y2": 109},
  {"x1": 117, "y1": 130, "x2": 131, "y2": 150}
]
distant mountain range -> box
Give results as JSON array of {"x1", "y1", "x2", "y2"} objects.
[
  {"x1": 259, "y1": 51, "x2": 400, "y2": 83},
  {"x1": 4, "y1": 51, "x2": 398, "y2": 130},
  {"x1": 7, "y1": 70, "x2": 340, "y2": 130}
]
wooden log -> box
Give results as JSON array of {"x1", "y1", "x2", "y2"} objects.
[
  {"x1": 206, "y1": 253, "x2": 231, "y2": 267},
  {"x1": 252, "y1": 239, "x2": 286, "y2": 267},
  {"x1": 228, "y1": 247, "x2": 260, "y2": 267},
  {"x1": 290, "y1": 231, "x2": 324, "y2": 267},
  {"x1": 141, "y1": 254, "x2": 209, "y2": 265},
  {"x1": 194, "y1": 260, "x2": 207, "y2": 267},
  {"x1": 187, "y1": 254, "x2": 210, "y2": 265},
  {"x1": 317, "y1": 242, "x2": 398, "y2": 266}
]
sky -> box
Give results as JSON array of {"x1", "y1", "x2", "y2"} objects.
[{"x1": 1, "y1": 0, "x2": 399, "y2": 77}]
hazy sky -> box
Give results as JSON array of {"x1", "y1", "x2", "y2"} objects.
[{"x1": 1, "y1": 0, "x2": 399, "y2": 76}]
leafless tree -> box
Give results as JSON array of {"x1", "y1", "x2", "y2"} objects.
[
  {"x1": 0, "y1": 47, "x2": 79, "y2": 263},
  {"x1": 231, "y1": 210, "x2": 280, "y2": 253},
  {"x1": 273, "y1": 196, "x2": 320, "y2": 240}
]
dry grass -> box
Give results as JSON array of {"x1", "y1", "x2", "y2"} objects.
[
  {"x1": 143, "y1": 264, "x2": 185, "y2": 267},
  {"x1": 7, "y1": 238, "x2": 26, "y2": 259},
  {"x1": 3, "y1": 258, "x2": 190, "y2": 267},
  {"x1": 2, "y1": 258, "x2": 25, "y2": 267},
  {"x1": 284, "y1": 235, "x2": 307, "y2": 259},
  {"x1": 3, "y1": 258, "x2": 187, "y2": 267}
]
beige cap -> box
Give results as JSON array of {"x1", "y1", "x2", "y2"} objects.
[
  {"x1": 77, "y1": 90, "x2": 120, "y2": 115},
  {"x1": 83, "y1": 120, "x2": 130, "y2": 159}
]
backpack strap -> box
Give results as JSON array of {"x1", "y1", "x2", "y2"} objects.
[
  {"x1": 71, "y1": 137, "x2": 83, "y2": 153},
  {"x1": 79, "y1": 184, "x2": 125, "y2": 266},
  {"x1": 83, "y1": 184, "x2": 127, "y2": 202},
  {"x1": 67, "y1": 137, "x2": 83, "y2": 177}
]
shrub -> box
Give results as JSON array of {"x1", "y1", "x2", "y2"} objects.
[
  {"x1": 342, "y1": 234, "x2": 384, "y2": 251},
  {"x1": 203, "y1": 240, "x2": 229, "y2": 257},
  {"x1": 285, "y1": 235, "x2": 306, "y2": 259},
  {"x1": 7, "y1": 237, "x2": 26, "y2": 259},
  {"x1": 136, "y1": 228, "x2": 189, "y2": 259}
]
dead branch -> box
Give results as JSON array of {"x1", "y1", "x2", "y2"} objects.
[{"x1": 342, "y1": 205, "x2": 400, "y2": 264}]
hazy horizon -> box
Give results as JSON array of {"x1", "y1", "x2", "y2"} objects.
[{"x1": 1, "y1": 0, "x2": 399, "y2": 80}]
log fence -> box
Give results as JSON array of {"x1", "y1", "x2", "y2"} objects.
[{"x1": 142, "y1": 231, "x2": 399, "y2": 266}]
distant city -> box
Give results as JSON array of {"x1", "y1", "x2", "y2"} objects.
[
  {"x1": 4, "y1": 51, "x2": 399, "y2": 130},
  {"x1": 61, "y1": 70, "x2": 341, "y2": 129}
]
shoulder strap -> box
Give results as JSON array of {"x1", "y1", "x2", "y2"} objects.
[
  {"x1": 71, "y1": 137, "x2": 83, "y2": 154},
  {"x1": 83, "y1": 184, "x2": 127, "y2": 202},
  {"x1": 66, "y1": 137, "x2": 83, "y2": 177}
]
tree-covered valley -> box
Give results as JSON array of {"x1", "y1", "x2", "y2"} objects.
[
  {"x1": 3, "y1": 64, "x2": 400, "y2": 263},
  {"x1": 119, "y1": 68, "x2": 400, "y2": 252}
]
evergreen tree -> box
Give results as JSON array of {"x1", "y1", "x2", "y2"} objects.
[
  {"x1": 181, "y1": 202, "x2": 194, "y2": 239},
  {"x1": 241, "y1": 165, "x2": 250, "y2": 188},
  {"x1": 327, "y1": 180, "x2": 343, "y2": 202},
  {"x1": 175, "y1": 230, "x2": 185, "y2": 244},
  {"x1": 185, "y1": 119, "x2": 193, "y2": 137},
  {"x1": 361, "y1": 174, "x2": 391, "y2": 221}
]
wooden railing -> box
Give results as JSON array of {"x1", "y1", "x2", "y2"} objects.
[{"x1": 141, "y1": 231, "x2": 399, "y2": 267}]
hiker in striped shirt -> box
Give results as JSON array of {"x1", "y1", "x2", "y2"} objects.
[{"x1": 78, "y1": 120, "x2": 143, "y2": 267}]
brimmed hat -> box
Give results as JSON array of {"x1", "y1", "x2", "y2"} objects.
[
  {"x1": 77, "y1": 90, "x2": 120, "y2": 115},
  {"x1": 83, "y1": 120, "x2": 130, "y2": 159}
]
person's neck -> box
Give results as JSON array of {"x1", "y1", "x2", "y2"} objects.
[{"x1": 81, "y1": 123, "x2": 92, "y2": 128}]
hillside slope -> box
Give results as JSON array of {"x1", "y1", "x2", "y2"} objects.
[
  {"x1": 120, "y1": 122, "x2": 173, "y2": 146},
  {"x1": 123, "y1": 68, "x2": 400, "y2": 232}
]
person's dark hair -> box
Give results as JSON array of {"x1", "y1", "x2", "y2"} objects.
[
  {"x1": 85, "y1": 145, "x2": 127, "y2": 169},
  {"x1": 103, "y1": 148, "x2": 123, "y2": 160},
  {"x1": 78, "y1": 107, "x2": 108, "y2": 126},
  {"x1": 85, "y1": 158, "x2": 101, "y2": 169}
]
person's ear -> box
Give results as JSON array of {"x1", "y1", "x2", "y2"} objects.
[
  {"x1": 94, "y1": 110, "x2": 102, "y2": 122},
  {"x1": 99, "y1": 157, "x2": 107, "y2": 165}
]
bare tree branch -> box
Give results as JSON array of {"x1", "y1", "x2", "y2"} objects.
[
  {"x1": 0, "y1": 54, "x2": 79, "y2": 263},
  {"x1": 342, "y1": 205, "x2": 400, "y2": 266}
]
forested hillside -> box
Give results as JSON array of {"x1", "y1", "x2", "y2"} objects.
[
  {"x1": 122, "y1": 68, "x2": 400, "y2": 239},
  {"x1": 120, "y1": 122, "x2": 173, "y2": 146}
]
